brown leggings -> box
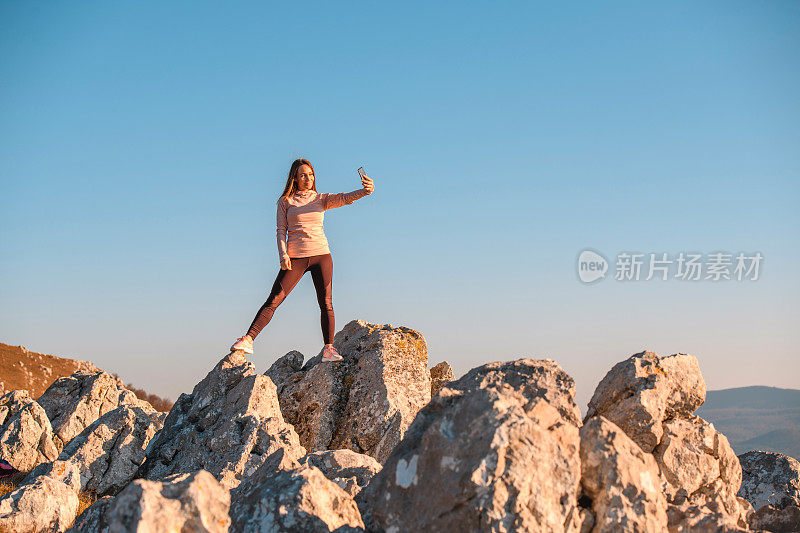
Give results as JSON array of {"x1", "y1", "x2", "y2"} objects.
[{"x1": 245, "y1": 253, "x2": 334, "y2": 344}]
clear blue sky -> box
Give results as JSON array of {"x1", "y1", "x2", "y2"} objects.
[{"x1": 2, "y1": 2, "x2": 798, "y2": 413}]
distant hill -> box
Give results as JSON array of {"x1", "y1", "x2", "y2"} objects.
[
  {"x1": 0, "y1": 342, "x2": 102, "y2": 399},
  {"x1": 696, "y1": 385, "x2": 800, "y2": 461},
  {"x1": 0, "y1": 341, "x2": 173, "y2": 411}
]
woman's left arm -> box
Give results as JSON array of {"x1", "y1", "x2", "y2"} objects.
[{"x1": 322, "y1": 175, "x2": 374, "y2": 210}]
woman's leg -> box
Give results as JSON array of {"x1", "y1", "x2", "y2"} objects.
[
  {"x1": 308, "y1": 254, "x2": 334, "y2": 345},
  {"x1": 245, "y1": 257, "x2": 309, "y2": 340}
]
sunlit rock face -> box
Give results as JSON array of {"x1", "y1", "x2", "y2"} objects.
[
  {"x1": 355, "y1": 358, "x2": 589, "y2": 532},
  {"x1": 267, "y1": 319, "x2": 431, "y2": 464},
  {"x1": 138, "y1": 351, "x2": 305, "y2": 490}
]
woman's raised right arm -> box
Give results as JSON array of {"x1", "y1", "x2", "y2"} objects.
[{"x1": 276, "y1": 198, "x2": 291, "y2": 269}]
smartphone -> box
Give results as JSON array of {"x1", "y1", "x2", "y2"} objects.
[{"x1": 357, "y1": 167, "x2": 366, "y2": 178}]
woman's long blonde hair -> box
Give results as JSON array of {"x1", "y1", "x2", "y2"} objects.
[{"x1": 277, "y1": 158, "x2": 317, "y2": 204}]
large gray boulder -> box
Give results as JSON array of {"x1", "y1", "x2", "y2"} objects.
[
  {"x1": 230, "y1": 448, "x2": 364, "y2": 532},
  {"x1": 264, "y1": 349, "x2": 304, "y2": 395},
  {"x1": 579, "y1": 415, "x2": 668, "y2": 532},
  {"x1": 268, "y1": 319, "x2": 431, "y2": 464},
  {"x1": 355, "y1": 358, "x2": 590, "y2": 532},
  {"x1": 585, "y1": 351, "x2": 706, "y2": 453},
  {"x1": 298, "y1": 449, "x2": 382, "y2": 497},
  {"x1": 0, "y1": 390, "x2": 58, "y2": 470},
  {"x1": 664, "y1": 504, "x2": 752, "y2": 533},
  {"x1": 0, "y1": 460, "x2": 81, "y2": 533},
  {"x1": 37, "y1": 370, "x2": 157, "y2": 452},
  {"x1": 738, "y1": 450, "x2": 800, "y2": 532},
  {"x1": 655, "y1": 414, "x2": 752, "y2": 530},
  {"x1": 584, "y1": 350, "x2": 753, "y2": 531},
  {"x1": 68, "y1": 469, "x2": 230, "y2": 533},
  {"x1": 2, "y1": 404, "x2": 165, "y2": 532},
  {"x1": 46, "y1": 405, "x2": 164, "y2": 496},
  {"x1": 138, "y1": 351, "x2": 305, "y2": 489}
]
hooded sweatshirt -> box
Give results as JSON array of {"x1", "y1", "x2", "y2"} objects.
[{"x1": 277, "y1": 188, "x2": 370, "y2": 263}]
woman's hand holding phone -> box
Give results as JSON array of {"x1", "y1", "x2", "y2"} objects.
[{"x1": 358, "y1": 167, "x2": 375, "y2": 195}]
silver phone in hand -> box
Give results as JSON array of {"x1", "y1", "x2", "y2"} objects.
[{"x1": 357, "y1": 167, "x2": 366, "y2": 178}]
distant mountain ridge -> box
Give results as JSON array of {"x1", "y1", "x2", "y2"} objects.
[
  {"x1": 701, "y1": 385, "x2": 800, "y2": 410},
  {"x1": 697, "y1": 385, "x2": 800, "y2": 460}
]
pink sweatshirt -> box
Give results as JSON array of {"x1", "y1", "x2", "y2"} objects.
[{"x1": 277, "y1": 188, "x2": 370, "y2": 263}]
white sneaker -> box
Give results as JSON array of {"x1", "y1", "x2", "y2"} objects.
[
  {"x1": 231, "y1": 335, "x2": 253, "y2": 354},
  {"x1": 321, "y1": 345, "x2": 343, "y2": 362}
]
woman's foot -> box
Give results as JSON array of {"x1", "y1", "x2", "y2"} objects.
[
  {"x1": 321, "y1": 344, "x2": 343, "y2": 362},
  {"x1": 231, "y1": 335, "x2": 254, "y2": 354}
]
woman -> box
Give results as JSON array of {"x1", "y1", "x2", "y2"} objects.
[{"x1": 230, "y1": 158, "x2": 374, "y2": 362}]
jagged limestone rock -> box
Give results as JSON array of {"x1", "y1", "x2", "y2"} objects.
[
  {"x1": 664, "y1": 503, "x2": 752, "y2": 533},
  {"x1": 0, "y1": 460, "x2": 80, "y2": 533},
  {"x1": 585, "y1": 350, "x2": 753, "y2": 531},
  {"x1": 138, "y1": 351, "x2": 305, "y2": 489},
  {"x1": 655, "y1": 414, "x2": 751, "y2": 530},
  {"x1": 585, "y1": 351, "x2": 706, "y2": 453},
  {"x1": 264, "y1": 349, "x2": 304, "y2": 395},
  {"x1": 579, "y1": 415, "x2": 668, "y2": 532},
  {"x1": 230, "y1": 448, "x2": 364, "y2": 532},
  {"x1": 37, "y1": 370, "x2": 157, "y2": 452},
  {"x1": 68, "y1": 470, "x2": 230, "y2": 533},
  {"x1": 356, "y1": 358, "x2": 587, "y2": 532},
  {"x1": 298, "y1": 448, "x2": 382, "y2": 497},
  {"x1": 738, "y1": 450, "x2": 800, "y2": 532},
  {"x1": 0, "y1": 390, "x2": 58, "y2": 470},
  {"x1": 49, "y1": 405, "x2": 164, "y2": 496},
  {"x1": 268, "y1": 319, "x2": 430, "y2": 464}
]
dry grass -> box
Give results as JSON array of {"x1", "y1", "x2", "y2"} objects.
[
  {"x1": 0, "y1": 472, "x2": 27, "y2": 497},
  {"x1": 73, "y1": 490, "x2": 98, "y2": 525}
]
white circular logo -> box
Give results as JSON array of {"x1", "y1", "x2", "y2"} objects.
[{"x1": 577, "y1": 249, "x2": 608, "y2": 283}]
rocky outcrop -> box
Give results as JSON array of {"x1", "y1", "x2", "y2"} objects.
[
  {"x1": 429, "y1": 360, "x2": 454, "y2": 397},
  {"x1": 0, "y1": 460, "x2": 81, "y2": 533},
  {"x1": 36, "y1": 371, "x2": 157, "y2": 452},
  {"x1": 49, "y1": 405, "x2": 164, "y2": 496},
  {"x1": 264, "y1": 349, "x2": 304, "y2": 395},
  {"x1": 356, "y1": 358, "x2": 589, "y2": 532},
  {"x1": 579, "y1": 415, "x2": 669, "y2": 531},
  {"x1": 0, "y1": 390, "x2": 58, "y2": 470},
  {"x1": 749, "y1": 505, "x2": 800, "y2": 533},
  {"x1": 0, "y1": 401, "x2": 165, "y2": 532},
  {"x1": 4, "y1": 327, "x2": 788, "y2": 532},
  {"x1": 298, "y1": 449, "x2": 382, "y2": 497},
  {"x1": 230, "y1": 448, "x2": 365, "y2": 532},
  {"x1": 583, "y1": 350, "x2": 752, "y2": 532},
  {"x1": 268, "y1": 319, "x2": 430, "y2": 464},
  {"x1": 138, "y1": 351, "x2": 305, "y2": 489},
  {"x1": 738, "y1": 450, "x2": 800, "y2": 532},
  {"x1": 69, "y1": 470, "x2": 230, "y2": 533},
  {"x1": 584, "y1": 351, "x2": 706, "y2": 453},
  {"x1": 655, "y1": 414, "x2": 752, "y2": 529},
  {"x1": 664, "y1": 503, "x2": 752, "y2": 532}
]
